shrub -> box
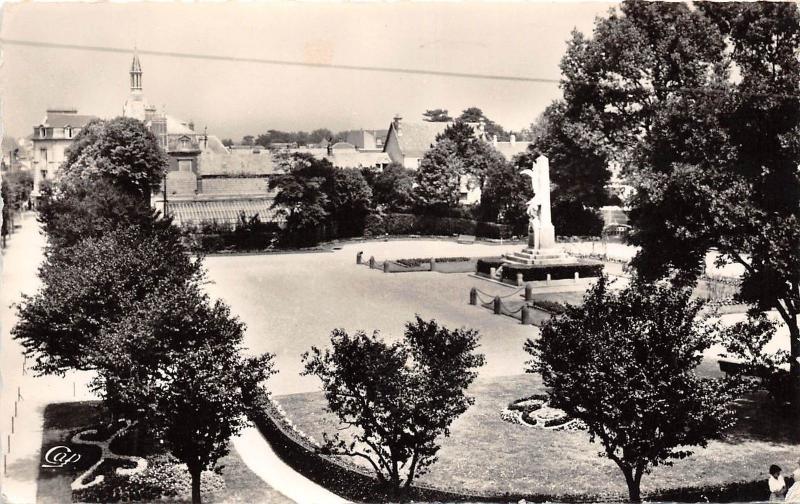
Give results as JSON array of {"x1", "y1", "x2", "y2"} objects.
[
  {"x1": 476, "y1": 258, "x2": 505, "y2": 275},
  {"x1": 531, "y1": 299, "x2": 567, "y2": 315},
  {"x1": 502, "y1": 262, "x2": 604, "y2": 282},
  {"x1": 366, "y1": 213, "x2": 512, "y2": 239},
  {"x1": 73, "y1": 455, "x2": 225, "y2": 503},
  {"x1": 363, "y1": 214, "x2": 386, "y2": 237}
]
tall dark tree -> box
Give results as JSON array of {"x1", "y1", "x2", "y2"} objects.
[
  {"x1": 369, "y1": 163, "x2": 416, "y2": 212},
  {"x1": 331, "y1": 168, "x2": 373, "y2": 237},
  {"x1": 422, "y1": 109, "x2": 452, "y2": 122},
  {"x1": 61, "y1": 117, "x2": 168, "y2": 200},
  {"x1": 436, "y1": 121, "x2": 507, "y2": 185},
  {"x1": 528, "y1": 277, "x2": 739, "y2": 502},
  {"x1": 478, "y1": 158, "x2": 532, "y2": 233},
  {"x1": 91, "y1": 289, "x2": 275, "y2": 504},
  {"x1": 414, "y1": 139, "x2": 464, "y2": 214},
  {"x1": 457, "y1": 107, "x2": 507, "y2": 140},
  {"x1": 302, "y1": 317, "x2": 485, "y2": 499},
  {"x1": 559, "y1": 1, "x2": 800, "y2": 408},
  {"x1": 13, "y1": 224, "x2": 203, "y2": 375}
]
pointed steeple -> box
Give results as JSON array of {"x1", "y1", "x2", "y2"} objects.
[{"x1": 130, "y1": 50, "x2": 142, "y2": 92}]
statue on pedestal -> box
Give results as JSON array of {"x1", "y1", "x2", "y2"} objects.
[{"x1": 520, "y1": 155, "x2": 553, "y2": 250}]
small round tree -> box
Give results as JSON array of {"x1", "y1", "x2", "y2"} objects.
[
  {"x1": 302, "y1": 316, "x2": 485, "y2": 499},
  {"x1": 527, "y1": 277, "x2": 739, "y2": 502}
]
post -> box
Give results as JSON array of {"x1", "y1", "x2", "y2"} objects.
[
  {"x1": 522, "y1": 306, "x2": 534, "y2": 325},
  {"x1": 516, "y1": 273, "x2": 523, "y2": 286},
  {"x1": 493, "y1": 296, "x2": 502, "y2": 315},
  {"x1": 469, "y1": 287, "x2": 477, "y2": 305},
  {"x1": 546, "y1": 273, "x2": 552, "y2": 286},
  {"x1": 3, "y1": 454, "x2": 6, "y2": 476},
  {"x1": 14, "y1": 402, "x2": 17, "y2": 417},
  {"x1": 369, "y1": 256, "x2": 375, "y2": 269},
  {"x1": 429, "y1": 258, "x2": 436, "y2": 271},
  {"x1": 356, "y1": 251, "x2": 363, "y2": 264},
  {"x1": 7, "y1": 434, "x2": 10, "y2": 453},
  {"x1": 383, "y1": 261, "x2": 390, "y2": 273},
  {"x1": 73, "y1": 381, "x2": 76, "y2": 397},
  {"x1": 11, "y1": 416, "x2": 14, "y2": 434},
  {"x1": 490, "y1": 267, "x2": 497, "y2": 278},
  {"x1": 525, "y1": 283, "x2": 533, "y2": 301},
  {"x1": 574, "y1": 271, "x2": 579, "y2": 284}
]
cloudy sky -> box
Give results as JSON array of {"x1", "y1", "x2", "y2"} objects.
[{"x1": 1, "y1": 1, "x2": 617, "y2": 141}]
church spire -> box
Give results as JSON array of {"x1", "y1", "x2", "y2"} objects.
[{"x1": 130, "y1": 51, "x2": 142, "y2": 92}]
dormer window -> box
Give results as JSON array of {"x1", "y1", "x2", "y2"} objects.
[
  {"x1": 39, "y1": 127, "x2": 46, "y2": 138},
  {"x1": 179, "y1": 137, "x2": 191, "y2": 150}
]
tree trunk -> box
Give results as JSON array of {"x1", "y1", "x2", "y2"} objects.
[
  {"x1": 787, "y1": 311, "x2": 800, "y2": 415},
  {"x1": 621, "y1": 466, "x2": 642, "y2": 503},
  {"x1": 189, "y1": 465, "x2": 202, "y2": 504}
]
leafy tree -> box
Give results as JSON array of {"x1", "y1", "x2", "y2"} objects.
[
  {"x1": 13, "y1": 224, "x2": 203, "y2": 375},
  {"x1": 527, "y1": 277, "x2": 739, "y2": 502},
  {"x1": 310, "y1": 128, "x2": 334, "y2": 144},
  {"x1": 331, "y1": 168, "x2": 373, "y2": 237},
  {"x1": 221, "y1": 138, "x2": 234, "y2": 148},
  {"x1": 269, "y1": 153, "x2": 335, "y2": 244},
  {"x1": 414, "y1": 139, "x2": 464, "y2": 214},
  {"x1": 302, "y1": 316, "x2": 485, "y2": 498},
  {"x1": 559, "y1": 1, "x2": 800, "y2": 407},
  {"x1": 61, "y1": 117, "x2": 168, "y2": 200},
  {"x1": 422, "y1": 109, "x2": 452, "y2": 122},
  {"x1": 478, "y1": 158, "x2": 532, "y2": 233},
  {"x1": 91, "y1": 289, "x2": 275, "y2": 504},
  {"x1": 457, "y1": 107, "x2": 506, "y2": 140},
  {"x1": 241, "y1": 135, "x2": 255, "y2": 146},
  {"x1": 37, "y1": 177, "x2": 163, "y2": 250},
  {"x1": 370, "y1": 163, "x2": 416, "y2": 212},
  {"x1": 1, "y1": 170, "x2": 33, "y2": 243},
  {"x1": 436, "y1": 121, "x2": 507, "y2": 184}
]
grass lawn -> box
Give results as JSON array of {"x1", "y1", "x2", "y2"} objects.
[
  {"x1": 36, "y1": 401, "x2": 291, "y2": 504},
  {"x1": 276, "y1": 372, "x2": 800, "y2": 500}
]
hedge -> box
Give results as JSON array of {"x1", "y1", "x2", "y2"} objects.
[
  {"x1": 249, "y1": 391, "x2": 771, "y2": 503},
  {"x1": 364, "y1": 213, "x2": 511, "y2": 239},
  {"x1": 476, "y1": 258, "x2": 505, "y2": 275},
  {"x1": 501, "y1": 262, "x2": 604, "y2": 282}
]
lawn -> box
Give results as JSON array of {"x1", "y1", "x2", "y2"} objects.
[
  {"x1": 36, "y1": 401, "x2": 291, "y2": 504},
  {"x1": 276, "y1": 372, "x2": 800, "y2": 501}
]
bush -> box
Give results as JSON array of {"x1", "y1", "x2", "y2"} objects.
[
  {"x1": 552, "y1": 201, "x2": 604, "y2": 237},
  {"x1": 365, "y1": 213, "x2": 512, "y2": 239},
  {"x1": 476, "y1": 258, "x2": 505, "y2": 275},
  {"x1": 73, "y1": 455, "x2": 225, "y2": 502},
  {"x1": 502, "y1": 262, "x2": 604, "y2": 282},
  {"x1": 531, "y1": 299, "x2": 567, "y2": 315}
]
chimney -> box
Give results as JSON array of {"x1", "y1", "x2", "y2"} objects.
[
  {"x1": 510, "y1": 134, "x2": 516, "y2": 145},
  {"x1": 393, "y1": 114, "x2": 403, "y2": 132}
]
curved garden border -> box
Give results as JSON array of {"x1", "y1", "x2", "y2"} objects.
[{"x1": 249, "y1": 392, "x2": 770, "y2": 503}]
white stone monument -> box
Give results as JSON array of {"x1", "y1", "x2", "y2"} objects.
[{"x1": 504, "y1": 155, "x2": 572, "y2": 266}]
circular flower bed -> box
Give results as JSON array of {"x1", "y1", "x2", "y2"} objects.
[{"x1": 501, "y1": 395, "x2": 587, "y2": 431}]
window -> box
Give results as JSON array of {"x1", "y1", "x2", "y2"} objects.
[
  {"x1": 65, "y1": 126, "x2": 72, "y2": 138},
  {"x1": 178, "y1": 159, "x2": 192, "y2": 172},
  {"x1": 40, "y1": 148, "x2": 47, "y2": 162},
  {"x1": 39, "y1": 127, "x2": 46, "y2": 138},
  {"x1": 180, "y1": 137, "x2": 191, "y2": 150},
  {"x1": 40, "y1": 169, "x2": 47, "y2": 180}
]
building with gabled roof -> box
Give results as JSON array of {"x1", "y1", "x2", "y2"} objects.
[
  {"x1": 382, "y1": 115, "x2": 450, "y2": 169},
  {"x1": 30, "y1": 108, "x2": 98, "y2": 201}
]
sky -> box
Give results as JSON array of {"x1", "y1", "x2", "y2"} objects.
[{"x1": 0, "y1": 1, "x2": 617, "y2": 141}]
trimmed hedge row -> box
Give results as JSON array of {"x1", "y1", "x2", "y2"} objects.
[
  {"x1": 249, "y1": 392, "x2": 772, "y2": 503},
  {"x1": 502, "y1": 262, "x2": 604, "y2": 282},
  {"x1": 365, "y1": 213, "x2": 512, "y2": 239},
  {"x1": 476, "y1": 258, "x2": 505, "y2": 275}
]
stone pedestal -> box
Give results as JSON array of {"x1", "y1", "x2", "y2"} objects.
[{"x1": 528, "y1": 223, "x2": 556, "y2": 250}]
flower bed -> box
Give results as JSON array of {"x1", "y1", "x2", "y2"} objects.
[
  {"x1": 476, "y1": 258, "x2": 505, "y2": 276},
  {"x1": 531, "y1": 299, "x2": 567, "y2": 315}
]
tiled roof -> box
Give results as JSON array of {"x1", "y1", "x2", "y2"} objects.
[
  {"x1": 388, "y1": 121, "x2": 449, "y2": 159},
  {"x1": 327, "y1": 150, "x2": 391, "y2": 169},
  {"x1": 43, "y1": 113, "x2": 97, "y2": 129},
  {"x1": 202, "y1": 135, "x2": 230, "y2": 155},
  {"x1": 168, "y1": 197, "x2": 282, "y2": 227},
  {"x1": 165, "y1": 115, "x2": 195, "y2": 135},
  {"x1": 494, "y1": 141, "x2": 531, "y2": 161},
  {"x1": 198, "y1": 150, "x2": 277, "y2": 176}
]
